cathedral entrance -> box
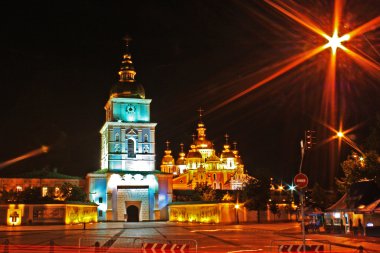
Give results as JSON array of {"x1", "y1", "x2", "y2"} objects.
[{"x1": 126, "y1": 205, "x2": 139, "y2": 222}]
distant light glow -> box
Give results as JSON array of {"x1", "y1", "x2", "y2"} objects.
[
  {"x1": 0, "y1": 146, "x2": 50, "y2": 169},
  {"x1": 337, "y1": 131, "x2": 344, "y2": 138}
]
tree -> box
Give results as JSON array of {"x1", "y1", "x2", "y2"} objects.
[
  {"x1": 59, "y1": 182, "x2": 88, "y2": 202},
  {"x1": 243, "y1": 177, "x2": 270, "y2": 223},
  {"x1": 269, "y1": 201, "x2": 279, "y2": 222},
  {"x1": 336, "y1": 151, "x2": 380, "y2": 193},
  {"x1": 336, "y1": 115, "x2": 380, "y2": 193},
  {"x1": 309, "y1": 183, "x2": 329, "y2": 210},
  {"x1": 193, "y1": 183, "x2": 216, "y2": 201}
]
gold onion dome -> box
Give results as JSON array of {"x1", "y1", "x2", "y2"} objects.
[
  {"x1": 194, "y1": 139, "x2": 212, "y2": 149},
  {"x1": 162, "y1": 150, "x2": 175, "y2": 165},
  {"x1": 162, "y1": 141, "x2": 175, "y2": 165},
  {"x1": 220, "y1": 135, "x2": 235, "y2": 159},
  {"x1": 176, "y1": 143, "x2": 187, "y2": 165},
  {"x1": 187, "y1": 144, "x2": 202, "y2": 159},
  {"x1": 110, "y1": 38, "x2": 145, "y2": 99}
]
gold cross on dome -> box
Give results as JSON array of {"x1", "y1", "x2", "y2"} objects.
[{"x1": 165, "y1": 140, "x2": 170, "y2": 150}]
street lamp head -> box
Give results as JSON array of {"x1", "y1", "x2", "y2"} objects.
[
  {"x1": 234, "y1": 204, "x2": 240, "y2": 209},
  {"x1": 337, "y1": 131, "x2": 344, "y2": 138}
]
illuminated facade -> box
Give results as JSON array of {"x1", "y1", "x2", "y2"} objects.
[
  {"x1": 1, "y1": 203, "x2": 97, "y2": 226},
  {"x1": 161, "y1": 113, "x2": 250, "y2": 190},
  {"x1": 86, "y1": 40, "x2": 172, "y2": 222}
]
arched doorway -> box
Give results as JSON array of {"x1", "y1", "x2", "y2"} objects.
[{"x1": 126, "y1": 205, "x2": 139, "y2": 222}]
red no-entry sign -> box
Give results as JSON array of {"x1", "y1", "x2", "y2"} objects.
[{"x1": 294, "y1": 173, "x2": 308, "y2": 188}]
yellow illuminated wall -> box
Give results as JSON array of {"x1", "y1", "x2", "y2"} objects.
[
  {"x1": 1, "y1": 203, "x2": 97, "y2": 226},
  {"x1": 65, "y1": 205, "x2": 98, "y2": 225},
  {"x1": 168, "y1": 203, "x2": 236, "y2": 223},
  {"x1": 7, "y1": 205, "x2": 24, "y2": 226}
]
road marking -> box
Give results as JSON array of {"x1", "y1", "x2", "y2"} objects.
[{"x1": 228, "y1": 249, "x2": 263, "y2": 253}]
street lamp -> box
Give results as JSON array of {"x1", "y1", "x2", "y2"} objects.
[
  {"x1": 234, "y1": 204, "x2": 240, "y2": 224},
  {"x1": 335, "y1": 130, "x2": 365, "y2": 157}
]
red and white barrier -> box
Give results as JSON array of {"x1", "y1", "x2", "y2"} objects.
[
  {"x1": 142, "y1": 243, "x2": 189, "y2": 253},
  {"x1": 279, "y1": 244, "x2": 324, "y2": 252}
]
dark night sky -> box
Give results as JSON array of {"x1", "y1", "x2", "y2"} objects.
[{"x1": 0, "y1": 1, "x2": 379, "y2": 187}]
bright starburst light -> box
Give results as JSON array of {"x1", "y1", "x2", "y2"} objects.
[
  {"x1": 324, "y1": 32, "x2": 350, "y2": 55},
  {"x1": 209, "y1": 0, "x2": 380, "y2": 116}
]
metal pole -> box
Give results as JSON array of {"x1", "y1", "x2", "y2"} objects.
[
  {"x1": 300, "y1": 191, "x2": 306, "y2": 252},
  {"x1": 299, "y1": 139, "x2": 306, "y2": 252}
]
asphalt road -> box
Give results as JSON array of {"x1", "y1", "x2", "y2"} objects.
[{"x1": 0, "y1": 222, "x2": 378, "y2": 253}]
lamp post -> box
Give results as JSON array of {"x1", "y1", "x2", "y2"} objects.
[{"x1": 234, "y1": 204, "x2": 240, "y2": 224}]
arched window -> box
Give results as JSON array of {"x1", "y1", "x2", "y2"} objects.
[
  {"x1": 213, "y1": 173, "x2": 216, "y2": 180},
  {"x1": 115, "y1": 144, "x2": 120, "y2": 153},
  {"x1": 115, "y1": 133, "x2": 120, "y2": 142},
  {"x1": 144, "y1": 134, "x2": 148, "y2": 142},
  {"x1": 128, "y1": 139, "x2": 135, "y2": 157}
]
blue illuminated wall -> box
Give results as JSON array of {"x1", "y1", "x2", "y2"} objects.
[{"x1": 100, "y1": 97, "x2": 156, "y2": 172}]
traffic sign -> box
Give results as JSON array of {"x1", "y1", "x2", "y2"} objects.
[{"x1": 294, "y1": 173, "x2": 308, "y2": 188}]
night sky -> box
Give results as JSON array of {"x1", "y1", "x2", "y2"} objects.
[{"x1": 1, "y1": 1, "x2": 379, "y2": 187}]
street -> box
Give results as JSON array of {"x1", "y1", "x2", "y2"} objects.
[{"x1": 0, "y1": 222, "x2": 378, "y2": 252}]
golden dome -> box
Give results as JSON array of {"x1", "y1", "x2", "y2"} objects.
[
  {"x1": 221, "y1": 151, "x2": 235, "y2": 159},
  {"x1": 187, "y1": 150, "x2": 202, "y2": 159},
  {"x1": 187, "y1": 144, "x2": 202, "y2": 159},
  {"x1": 110, "y1": 82, "x2": 145, "y2": 99},
  {"x1": 221, "y1": 143, "x2": 235, "y2": 159},
  {"x1": 110, "y1": 45, "x2": 145, "y2": 99},
  {"x1": 194, "y1": 139, "x2": 212, "y2": 149},
  {"x1": 162, "y1": 150, "x2": 175, "y2": 165}
]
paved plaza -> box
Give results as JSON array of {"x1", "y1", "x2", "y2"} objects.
[{"x1": 0, "y1": 222, "x2": 378, "y2": 252}]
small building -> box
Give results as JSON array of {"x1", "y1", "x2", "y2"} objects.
[
  {"x1": 325, "y1": 180, "x2": 380, "y2": 235},
  {"x1": 0, "y1": 169, "x2": 84, "y2": 195},
  {"x1": 0, "y1": 169, "x2": 94, "y2": 226}
]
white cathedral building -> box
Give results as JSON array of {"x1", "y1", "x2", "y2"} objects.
[{"x1": 86, "y1": 40, "x2": 172, "y2": 222}]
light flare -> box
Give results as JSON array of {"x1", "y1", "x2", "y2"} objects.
[
  {"x1": 0, "y1": 146, "x2": 50, "y2": 169},
  {"x1": 212, "y1": 0, "x2": 379, "y2": 113},
  {"x1": 264, "y1": 0, "x2": 328, "y2": 38},
  {"x1": 209, "y1": 45, "x2": 325, "y2": 113}
]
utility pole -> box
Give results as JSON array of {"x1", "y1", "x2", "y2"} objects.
[{"x1": 297, "y1": 130, "x2": 315, "y2": 252}]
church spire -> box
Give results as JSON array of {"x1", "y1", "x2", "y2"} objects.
[
  {"x1": 118, "y1": 35, "x2": 136, "y2": 82},
  {"x1": 196, "y1": 108, "x2": 206, "y2": 141}
]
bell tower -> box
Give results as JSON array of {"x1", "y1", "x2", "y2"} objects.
[{"x1": 100, "y1": 37, "x2": 156, "y2": 171}]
